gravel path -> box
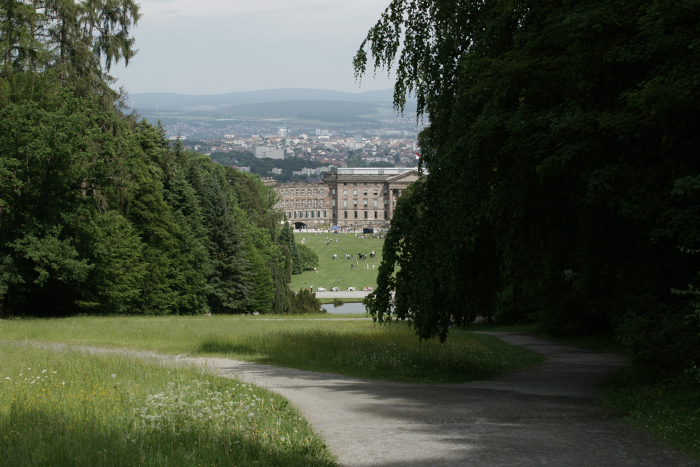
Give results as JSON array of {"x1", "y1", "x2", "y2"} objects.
[
  {"x1": 15, "y1": 333, "x2": 697, "y2": 466},
  {"x1": 180, "y1": 332, "x2": 696, "y2": 466}
]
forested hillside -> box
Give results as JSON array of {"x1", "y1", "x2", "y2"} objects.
[{"x1": 0, "y1": 0, "x2": 302, "y2": 317}]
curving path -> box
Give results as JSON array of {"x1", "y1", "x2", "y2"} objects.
[{"x1": 179, "y1": 332, "x2": 697, "y2": 466}]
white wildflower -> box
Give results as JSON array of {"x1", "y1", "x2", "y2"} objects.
[
  {"x1": 41, "y1": 370, "x2": 47, "y2": 373},
  {"x1": 5, "y1": 377, "x2": 9, "y2": 380},
  {"x1": 111, "y1": 374, "x2": 116, "y2": 379}
]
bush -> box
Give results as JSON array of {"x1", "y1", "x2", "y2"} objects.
[
  {"x1": 332, "y1": 298, "x2": 344, "y2": 308},
  {"x1": 617, "y1": 294, "x2": 700, "y2": 375},
  {"x1": 290, "y1": 288, "x2": 324, "y2": 314}
]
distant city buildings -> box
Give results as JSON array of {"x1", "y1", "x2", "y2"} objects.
[{"x1": 254, "y1": 146, "x2": 284, "y2": 160}]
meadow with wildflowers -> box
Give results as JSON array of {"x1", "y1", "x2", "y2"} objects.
[
  {"x1": 0, "y1": 316, "x2": 544, "y2": 384},
  {"x1": 0, "y1": 343, "x2": 336, "y2": 467}
]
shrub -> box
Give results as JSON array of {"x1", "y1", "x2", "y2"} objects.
[{"x1": 290, "y1": 288, "x2": 324, "y2": 314}]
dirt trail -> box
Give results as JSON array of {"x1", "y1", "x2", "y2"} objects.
[{"x1": 181, "y1": 332, "x2": 697, "y2": 466}]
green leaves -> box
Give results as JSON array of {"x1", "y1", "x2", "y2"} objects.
[{"x1": 360, "y1": 0, "x2": 700, "y2": 364}]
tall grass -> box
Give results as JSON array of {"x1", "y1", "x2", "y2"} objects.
[
  {"x1": 199, "y1": 323, "x2": 544, "y2": 383},
  {"x1": 0, "y1": 343, "x2": 336, "y2": 467},
  {"x1": 0, "y1": 317, "x2": 544, "y2": 384}
]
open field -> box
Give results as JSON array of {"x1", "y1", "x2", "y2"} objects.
[
  {"x1": 0, "y1": 316, "x2": 544, "y2": 384},
  {"x1": 290, "y1": 232, "x2": 386, "y2": 293},
  {"x1": 0, "y1": 343, "x2": 335, "y2": 467}
]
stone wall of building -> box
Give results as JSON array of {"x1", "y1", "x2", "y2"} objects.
[
  {"x1": 274, "y1": 182, "x2": 332, "y2": 227},
  {"x1": 272, "y1": 168, "x2": 422, "y2": 228}
]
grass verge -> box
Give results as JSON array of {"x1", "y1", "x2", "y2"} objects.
[
  {"x1": 598, "y1": 366, "x2": 700, "y2": 460},
  {"x1": 0, "y1": 317, "x2": 544, "y2": 384},
  {"x1": 0, "y1": 342, "x2": 336, "y2": 467}
]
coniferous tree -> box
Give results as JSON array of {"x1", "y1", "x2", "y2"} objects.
[{"x1": 201, "y1": 174, "x2": 251, "y2": 313}]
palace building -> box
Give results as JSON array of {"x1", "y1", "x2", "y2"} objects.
[{"x1": 273, "y1": 168, "x2": 422, "y2": 229}]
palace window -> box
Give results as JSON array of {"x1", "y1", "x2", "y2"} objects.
[
  {"x1": 375, "y1": 211, "x2": 378, "y2": 218},
  {"x1": 314, "y1": 189, "x2": 318, "y2": 195},
  {"x1": 374, "y1": 189, "x2": 378, "y2": 195},
  {"x1": 354, "y1": 211, "x2": 358, "y2": 218},
  {"x1": 363, "y1": 199, "x2": 368, "y2": 206},
  {"x1": 343, "y1": 200, "x2": 347, "y2": 207},
  {"x1": 364, "y1": 211, "x2": 368, "y2": 218},
  {"x1": 321, "y1": 189, "x2": 324, "y2": 196},
  {"x1": 343, "y1": 189, "x2": 347, "y2": 195},
  {"x1": 353, "y1": 189, "x2": 357, "y2": 196},
  {"x1": 364, "y1": 189, "x2": 367, "y2": 195},
  {"x1": 344, "y1": 211, "x2": 348, "y2": 218},
  {"x1": 353, "y1": 200, "x2": 357, "y2": 207},
  {"x1": 373, "y1": 200, "x2": 378, "y2": 207}
]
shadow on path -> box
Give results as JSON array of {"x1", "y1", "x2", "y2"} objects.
[{"x1": 183, "y1": 332, "x2": 697, "y2": 467}]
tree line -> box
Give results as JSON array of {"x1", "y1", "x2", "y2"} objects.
[
  {"x1": 359, "y1": 0, "x2": 700, "y2": 372},
  {"x1": 0, "y1": 0, "x2": 316, "y2": 317}
]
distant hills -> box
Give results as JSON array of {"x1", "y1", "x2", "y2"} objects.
[
  {"x1": 127, "y1": 88, "x2": 418, "y2": 126},
  {"x1": 127, "y1": 88, "x2": 404, "y2": 112},
  {"x1": 211, "y1": 100, "x2": 386, "y2": 123}
]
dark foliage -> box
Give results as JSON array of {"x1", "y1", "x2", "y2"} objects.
[{"x1": 359, "y1": 0, "x2": 700, "y2": 371}]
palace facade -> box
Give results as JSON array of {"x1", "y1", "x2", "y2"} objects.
[{"x1": 272, "y1": 168, "x2": 422, "y2": 229}]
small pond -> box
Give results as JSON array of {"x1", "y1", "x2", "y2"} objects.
[{"x1": 321, "y1": 302, "x2": 369, "y2": 314}]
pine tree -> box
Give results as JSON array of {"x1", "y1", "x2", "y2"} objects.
[{"x1": 201, "y1": 174, "x2": 252, "y2": 314}]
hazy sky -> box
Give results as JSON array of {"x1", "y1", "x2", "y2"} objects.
[{"x1": 110, "y1": 0, "x2": 398, "y2": 95}]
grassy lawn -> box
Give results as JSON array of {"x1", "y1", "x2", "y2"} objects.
[
  {"x1": 471, "y1": 320, "x2": 700, "y2": 460},
  {"x1": 0, "y1": 343, "x2": 335, "y2": 467},
  {"x1": 290, "y1": 232, "x2": 385, "y2": 292},
  {"x1": 0, "y1": 316, "x2": 544, "y2": 384}
]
